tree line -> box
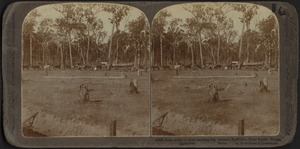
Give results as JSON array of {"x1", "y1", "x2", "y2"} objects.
[
  {"x1": 23, "y1": 3, "x2": 149, "y2": 70},
  {"x1": 152, "y1": 3, "x2": 278, "y2": 69},
  {"x1": 23, "y1": 3, "x2": 278, "y2": 70}
]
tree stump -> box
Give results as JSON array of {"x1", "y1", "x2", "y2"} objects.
[
  {"x1": 80, "y1": 84, "x2": 90, "y2": 102},
  {"x1": 208, "y1": 84, "x2": 219, "y2": 102},
  {"x1": 259, "y1": 78, "x2": 268, "y2": 92},
  {"x1": 129, "y1": 81, "x2": 139, "y2": 94}
]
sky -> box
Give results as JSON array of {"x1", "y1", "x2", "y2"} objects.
[
  {"x1": 26, "y1": 2, "x2": 277, "y2": 43},
  {"x1": 30, "y1": 3, "x2": 146, "y2": 42},
  {"x1": 155, "y1": 2, "x2": 277, "y2": 42}
]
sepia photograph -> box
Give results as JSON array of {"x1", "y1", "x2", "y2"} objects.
[
  {"x1": 151, "y1": 2, "x2": 279, "y2": 136},
  {"x1": 2, "y1": 0, "x2": 298, "y2": 147},
  {"x1": 21, "y1": 3, "x2": 151, "y2": 137}
]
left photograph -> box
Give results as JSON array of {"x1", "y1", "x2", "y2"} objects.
[{"x1": 22, "y1": 3, "x2": 150, "y2": 137}]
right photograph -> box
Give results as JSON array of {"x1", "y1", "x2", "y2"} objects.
[{"x1": 151, "y1": 2, "x2": 279, "y2": 136}]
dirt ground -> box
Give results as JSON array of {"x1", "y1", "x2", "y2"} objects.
[
  {"x1": 22, "y1": 70, "x2": 150, "y2": 137},
  {"x1": 151, "y1": 69, "x2": 279, "y2": 136},
  {"x1": 22, "y1": 69, "x2": 279, "y2": 137}
]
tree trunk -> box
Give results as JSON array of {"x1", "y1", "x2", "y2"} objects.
[
  {"x1": 42, "y1": 44, "x2": 45, "y2": 65},
  {"x1": 30, "y1": 34, "x2": 33, "y2": 68},
  {"x1": 138, "y1": 43, "x2": 141, "y2": 68},
  {"x1": 134, "y1": 46, "x2": 138, "y2": 68},
  {"x1": 78, "y1": 41, "x2": 85, "y2": 65},
  {"x1": 217, "y1": 29, "x2": 221, "y2": 64},
  {"x1": 116, "y1": 38, "x2": 119, "y2": 64},
  {"x1": 239, "y1": 21, "x2": 245, "y2": 64},
  {"x1": 209, "y1": 46, "x2": 216, "y2": 65},
  {"x1": 173, "y1": 43, "x2": 176, "y2": 65},
  {"x1": 245, "y1": 31, "x2": 250, "y2": 63},
  {"x1": 108, "y1": 22, "x2": 115, "y2": 70},
  {"x1": 198, "y1": 33, "x2": 204, "y2": 68},
  {"x1": 268, "y1": 41, "x2": 271, "y2": 66},
  {"x1": 86, "y1": 33, "x2": 90, "y2": 65},
  {"x1": 68, "y1": 35, "x2": 73, "y2": 68},
  {"x1": 160, "y1": 35, "x2": 163, "y2": 68},
  {"x1": 60, "y1": 45, "x2": 64, "y2": 69},
  {"x1": 191, "y1": 43, "x2": 195, "y2": 68}
]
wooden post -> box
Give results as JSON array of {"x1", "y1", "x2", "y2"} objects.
[
  {"x1": 45, "y1": 70, "x2": 48, "y2": 76},
  {"x1": 238, "y1": 119, "x2": 245, "y2": 135},
  {"x1": 110, "y1": 120, "x2": 117, "y2": 136},
  {"x1": 176, "y1": 68, "x2": 179, "y2": 76}
]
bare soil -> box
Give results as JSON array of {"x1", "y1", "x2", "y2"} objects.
[
  {"x1": 22, "y1": 70, "x2": 150, "y2": 137},
  {"x1": 151, "y1": 69, "x2": 279, "y2": 136},
  {"x1": 22, "y1": 69, "x2": 279, "y2": 137}
]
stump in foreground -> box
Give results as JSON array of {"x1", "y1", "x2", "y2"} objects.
[
  {"x1": 208, "y1": 84, "x2": 219, "y2": 102},
  {"x1": 259, "y1": 78, "x2": 268, "y2": 92},
  {"x1": 129, "y1": 80, "x2": 139, "y2": 94},
  {"x1": 80, "y1": 84, "x2": 90, "y2": 102}
]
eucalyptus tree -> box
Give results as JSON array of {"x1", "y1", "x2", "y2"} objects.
[
  {"x1": 23, "y1": 9, "x2": 40, "y2": 68},
  {"x1": 152, "y1": 10, "x2": 171, "y2": 67},
  {"x1": 104, "y1": 5, "x2": 130, "y2": 70},
  {"x1": 184, "y1": 4, "x2": 214, "y2": 68},
  {"x1": 233, "y1": 4, "x2": 258, "y2": 63},
  {"x1": 76, "y1": 4, "x2": 105, "y2": 65},
  {"x1": 166, "y1": 18, "x2": 184, "y2": 65},
  {"x1": 127, "y1": 15, "x2": 149, "y2": 68},
  {"x1": 257, "y1": 15, "x2": 278, "y2": 67},
  {"x1": 54, "y1": 3, "x2": 78, "y2": 68},
  {"x1": 213, "y1": 3, "x2": 234, "y2": 64},
  {"x1": 35, "y1": 18, "x2": 55, "y2": 66}
]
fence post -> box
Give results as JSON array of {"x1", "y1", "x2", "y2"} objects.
[
  {"x1": 238, "y1": 119, "x2": 245, "y2": 135},
  {"x1": 110, "y1": 120, "x2": 117, "y2": 136}
]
